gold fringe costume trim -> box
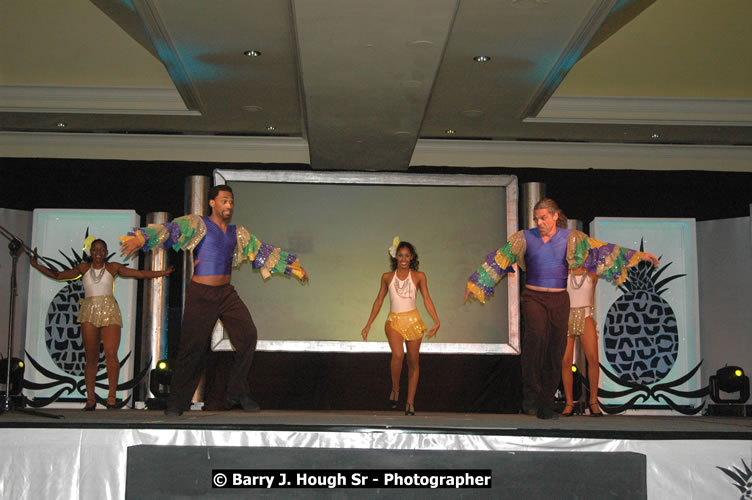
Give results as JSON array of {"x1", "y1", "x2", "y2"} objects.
[
  {"x1": 174, "y1": 215, "x2": 206, "y2": 251},
  {"x1": 386, "y1": 309, "x2": 427, "y2": 341},
  {"x1": 78, "y1": 295, "x2": 123, "y2": 328},
  {"x1": 567, "y1": 305, "x2": 596, "y2": 338},
  {"x1": 234, "y1": 226, "x2": 252, "y2": 269}
]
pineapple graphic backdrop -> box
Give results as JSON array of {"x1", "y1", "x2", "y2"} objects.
[
  {"x1": 592, "y1": 218, "x2": 702, "y2": 410},
  {"x1": 24, "y1": 210, "x2": 139, "y2": 404}
]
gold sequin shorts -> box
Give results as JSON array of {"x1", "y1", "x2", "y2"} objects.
[
  {"x1": 386, "y1": 309, "x2": 427, "y2": 341},
  {"x1": 568, "y1": 306, "x2": 596, "y2": 337},
  {"x1": 78, "y1": 295, "x2": 123, "y2": 328}
]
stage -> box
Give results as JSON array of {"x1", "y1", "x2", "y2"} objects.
[{"x1": 1, "y1": 408, "x2": 751, "y2": 499}]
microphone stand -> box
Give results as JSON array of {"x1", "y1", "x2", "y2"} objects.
[{"x1": 0, "y1": 224, "x2": 62, "y2": 419}]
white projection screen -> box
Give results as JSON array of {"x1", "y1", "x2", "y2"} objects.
[{"x1": 213, "y1": 170, "x2": 519, "y2": 354}]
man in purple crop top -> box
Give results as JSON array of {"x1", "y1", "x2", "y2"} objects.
[
  {"x1": 121, "y1": 185, "x2": 308, "y2": 416},
  {"x1": 465, "y1": 199, "x2": 658, "y2": 419}
]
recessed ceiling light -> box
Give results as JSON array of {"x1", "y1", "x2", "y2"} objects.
[
  {"x1": 651, "y1": 132, "x2": 660, "y2": 139},
  {"x1": 56, "y1": 122, "x2": 66, "y2": 128},
  {"x1": 243, "y1": 50, "x2": 262, "y2": 57},
  {"x1": 445, "y1": 129, "x2": 456, "y2": 135},
  {"x1": 473, "y1": 56, "x2": 491, "y2": 62},
  {"x1": 266, "y1": 125, "x2": 276, "y2": 131}
]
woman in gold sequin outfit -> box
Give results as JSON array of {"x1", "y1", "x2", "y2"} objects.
[
  {"x1": 560, "y1": 266, "x2": 603, "y2": 416},
  {"x1": 31, "y1": 239, "x2": 173, "y2": 410},
  {"x1": 553, "y1": 212, "x2": 604, "y2": 417},
  {"x1": 361, "y1": 240, "x2": 440, "y2": 416}
]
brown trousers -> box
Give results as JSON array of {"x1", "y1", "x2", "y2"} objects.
[
  {"x1": 167, "y1": 281, "x2": 257, "y2": 411},
  {"x1": 520, "y1": 288, "x2": 570, "y2": 411}
]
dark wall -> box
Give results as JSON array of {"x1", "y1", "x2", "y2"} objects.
[
  {"x1": 2, "y1": 157, "x2": 750, "y2": 222},
  {"x1": 410, "y1": 166, "x2": 752, "y2": 224}
]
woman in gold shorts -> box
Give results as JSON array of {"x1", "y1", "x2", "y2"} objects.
[
  {"x1": 31, "y1": 238, "x2": 173, "y2": 410},
  {"x1": 560, "y1": 266, "x2": 603, "y2": 416},
  {"x1": 362, "y1": 239, "x2": 439, "y2": 416}
]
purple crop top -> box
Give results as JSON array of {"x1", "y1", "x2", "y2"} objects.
[
  {"x1": 523, "y1": 228, "x2": 569, "y2": 288},
  {"x1": 193, "y1": 216, "x2": 237, "y2": 276}
]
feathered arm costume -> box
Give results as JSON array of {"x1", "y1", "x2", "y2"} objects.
[
  {"x1": 465, "y1": 229, "x2": 649, "y2": 303},
  {"x1": 567, "y1": 230, "x2": 647, "y2": 285},
  {"x1": 235, "y1": 226, "x2": 305, "y2": 280},
  {"x1": 466, "y1": 231, "x2": 526, "y2": 303},
  {"x1": 120, "y1": 215, "x2": 305, "y2": 280}
]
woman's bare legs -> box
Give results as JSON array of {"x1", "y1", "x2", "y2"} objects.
[
  {"x1": 80, "y1": 322, "x2": 101, "y2": 407},
  {"x1": 100, "y1": 324, "x2": 121, "y2": 405},
  {"x1": 385, "y1": 323, "x2": 424, "y2": 413},
  {"x1": 560, "y1": 336, "x2": 576, "y2": 415},
  {"x1": 579, "y1": 317, "x2": 602, "y2": 415},
  {"x1": 404, "y1": 337, "x2": 423, "y2": 410},
  {"x1": 385, "y1": 323, "x2": 405, "y2": 402}
]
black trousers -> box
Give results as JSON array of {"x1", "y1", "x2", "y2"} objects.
[
  {"x1": 520, "y1": 288, "x2": 570, "y2": 411},
  {"x1": 167, "y1": 281, "x2": 258, "y2": 410}
]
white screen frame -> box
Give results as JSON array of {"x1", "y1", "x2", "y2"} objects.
[{"x1": 213, "y1": 169, "x2": 520, "y2": 354}]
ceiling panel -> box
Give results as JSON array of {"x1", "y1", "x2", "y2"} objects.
[{"x1": 293, "y1": 0, "x2": 457, "y2": 170}]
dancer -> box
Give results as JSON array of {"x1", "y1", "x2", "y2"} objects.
[
  {"x1": 464, "y1": 199, "x2": 659, "y2": 419},
  {"x1": 120, "y1": 184, "x2": 308, "y2": 416},
  {"x1": 362, "y1": 239, "x2": 440, "y2": 415},
  {"x1": 30, "y1": 238, "x2": 173, "y2": 410},
  {"x1": 560, "y1": 266, "x2": 602, "y2": 416},
  {"x1": 554, "y1": 211, "x2": 604, "y2": 416}
]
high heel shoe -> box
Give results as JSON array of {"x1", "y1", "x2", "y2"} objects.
[
  {"x1": 589, "y1": 402, "x2": 604, "y2": 417},
  {"x1": 388, "y1": 389, "x2": 399, "y2": 410},
  {"x1": 82, "y1": 401, "x2": 96, "y2": 411},
  {"x1": 106, "y1": 398, "x2": 119, "y2": 410},
  {"x1": 561, "y1": 403, "x2": 575, "y2": 417},
  {"x1": 405, "y1": 403, "x2": 415, "y2": 416}
]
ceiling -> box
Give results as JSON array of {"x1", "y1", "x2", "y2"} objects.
[{"x1": 1, "y1": 0, "x2": 751, "y2": 171}]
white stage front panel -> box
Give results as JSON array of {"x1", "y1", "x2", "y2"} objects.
[
  {"x1": 0, "y1": 427, "x2": 749, "y2": 499},
  {"x1": 592, "y1": 218, "x2": 701, "y2": 410}
]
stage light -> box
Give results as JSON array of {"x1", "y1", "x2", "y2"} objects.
[
  {"x1": 149, "y1": 359, "x2": 172, "y2": 399},
  {"x1": 0, "y1": 357, "x2": 25, "y2": 396},
  {"x1": 709, "y1": 365, "x2": 750, "y2": 404},
  {"x1": 556, "y1": 364, "x2": 584, "y2": 404}
]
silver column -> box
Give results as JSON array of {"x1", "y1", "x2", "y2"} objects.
[
  {"x1": 520, "y1": 182, "x2": 546, "y2": 230},
  {"x1": 184, "y1": 176, "x2": 210, "y2": 404},
  {"x1": 140, "y1": 211, "x2": 170, "y2": 401},
  {"x1": 567, "y1": 219, "x2": 583, "y2": 231},
  {"x1": 183, "y1": 176, "x2": 210, "y2": 300}
]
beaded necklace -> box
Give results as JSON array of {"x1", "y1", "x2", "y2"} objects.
[
  {"x1": 569, "y1": 272, "x2": 587, "y2": 290},
  {"x1": 89, "y1": 265, "x2": 107, "y2": 284},
  {"x1": 394, "y1": 271, "x2": 412, "y2": 298}
]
